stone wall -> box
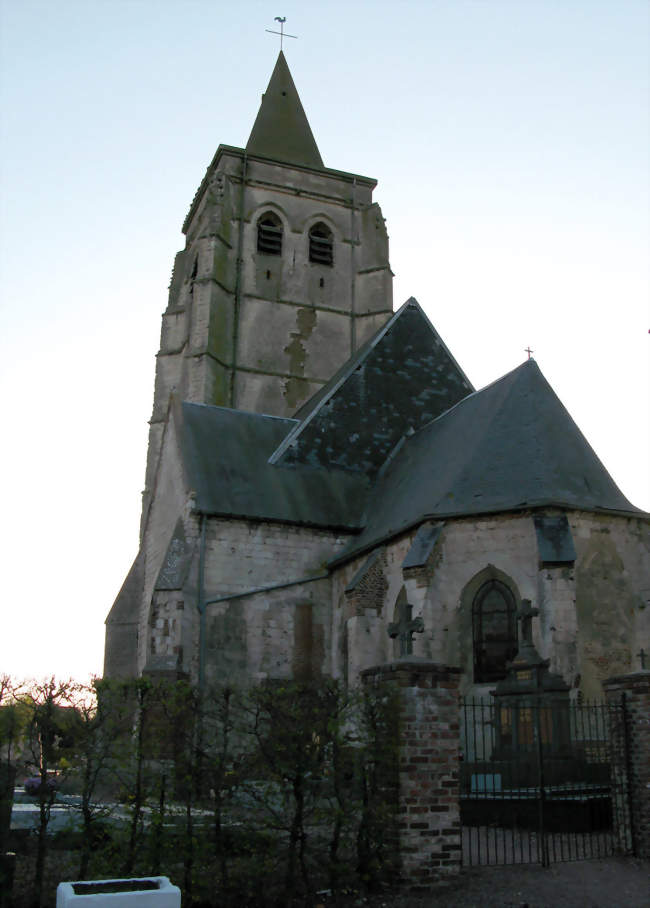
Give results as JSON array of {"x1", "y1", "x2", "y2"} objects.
[
  {"x1": 198, "y1": 518, "x2": 350, "y2": 686},
  {"x1": 574, "y1": 514, "x2": 650, "y2": 696},
  {"x1": 332, "y1": 510, "x2": 649, "y2": 697},
  {"x1": 138, "y1": 410, "x2": 196, "y2": 675}
]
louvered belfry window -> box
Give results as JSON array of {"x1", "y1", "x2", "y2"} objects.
[
  {"x1": 309, "y1": 222, "x2": 333, "y2": 266},
  {"x1": 472, "y1": 579, "x2": 518, "y2": 683},
  {"x1": 257, "y1": 213, "x2": 283, "y2": 255}
]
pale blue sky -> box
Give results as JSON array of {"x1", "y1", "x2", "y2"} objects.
[{"x1": 1, "y1": 0, "x2": 648, "y2": 679}]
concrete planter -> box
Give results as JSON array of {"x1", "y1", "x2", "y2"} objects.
[{"x1": 56, "y1": 877, "x2": 180, "y2": 908}]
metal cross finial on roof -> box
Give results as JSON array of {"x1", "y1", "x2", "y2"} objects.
[
  {"x1": 266, "y1": 16, "x2": 297, "y2": 51},
  {"x1": 388, "y1": 599, "x2": 424, "y2": 657},
  {"x1": 638, "y1": 648, "x2": 647, "y2": 670},
  {"x1": 525, "y1": 346, "x2": 534, "y2": 360}
]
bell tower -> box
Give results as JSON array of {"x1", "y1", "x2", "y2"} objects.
[{"x1": 142, "y1": 53, "x2": 393, "y2": 530}]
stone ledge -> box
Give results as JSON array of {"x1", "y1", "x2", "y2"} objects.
[
  {"x1": 603, "y1": 670, "x2": 650, "y2": 688},
  {"x1": 361, "y1": 661, "x2": 462, "y2": 686}
]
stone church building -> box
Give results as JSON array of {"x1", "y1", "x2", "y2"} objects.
[{"x1": 104, "y1": 53, "x2": 649, "y2": 700}]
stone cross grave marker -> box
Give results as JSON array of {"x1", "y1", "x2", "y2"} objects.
[{"x1": 517, "y1": 599, "x2": 539, "y2": 647}]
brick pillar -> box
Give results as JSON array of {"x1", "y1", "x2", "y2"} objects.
[
  {"x1": 603, "y1": 671, "x2": 650, "y2": 858},
  {"x1": 361, "y1": 660, "x2": 462, "y2": 888}
]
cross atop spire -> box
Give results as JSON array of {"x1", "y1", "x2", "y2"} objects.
[{"x1": 246, "y1": 52, "x2": 323, "y2": 169}]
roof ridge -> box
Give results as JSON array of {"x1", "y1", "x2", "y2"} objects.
[
  {"x1": 402, "y1": 357, "x2": 533, "y2": 445},
  {"x1": 182, "y1": 400, "x2": 298, "y2": 425}
]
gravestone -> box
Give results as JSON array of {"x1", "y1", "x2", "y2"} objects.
[{"x1": 491, "y1": 599, "x2": 572, "y2": 785}]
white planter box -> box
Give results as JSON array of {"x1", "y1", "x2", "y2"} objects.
[{"x1": 56, "y1": 877, "x2": 180, "y2": 908}]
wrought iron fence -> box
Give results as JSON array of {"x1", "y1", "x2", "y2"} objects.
[{"x1": 459, "y1": 698, "x2": 631, "y2": 865}]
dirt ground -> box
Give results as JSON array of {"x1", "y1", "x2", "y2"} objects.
[{"x1": 338, "y1": 857, "x2": 650, "y2": 908}]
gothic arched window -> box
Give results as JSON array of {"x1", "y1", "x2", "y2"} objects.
[
  {"x1": 472, "y1": 579, "x2": 518, "y2": 683},
  {"x1": 257, "y1": 212, "x2": 283, "y2": 256},
  {"x1": 309, "y1": 222, "x2": 333, "y2": 266}
]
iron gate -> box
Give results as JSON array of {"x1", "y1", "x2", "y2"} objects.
[{"x1": 459, "y1": 698, "x2": 632, "y2": 865}]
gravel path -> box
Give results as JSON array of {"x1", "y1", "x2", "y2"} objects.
[{"x1": 339, "y1": 857, "x2": 650, "y2": 908}]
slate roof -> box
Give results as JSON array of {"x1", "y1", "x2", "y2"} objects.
[
  {"x1": 174, "y1": 320, "x2": 643, "y2": 558},
  {"x1": 105, "y1": 552, "x2": 144, "y2": 625},
  {"x1": 331, "y1": 359, "x2": 644, "y2": 564},
  {"x1": 246, "y1": 51, "x2": 324, "y2": 169},
  {"x1": 179, "y1": 403, "x2": 367, "y2": 529},
  {"x1": 271, "y1": 298, "x2": 474, "y2": 475}
]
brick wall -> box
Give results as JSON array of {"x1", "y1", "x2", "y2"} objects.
[
  {"x1": 361, "y1": 661, "x2": 462, "y2": 888},
  {"x1": 603, "y1": 671, "x2": 650, "y2": 858}
]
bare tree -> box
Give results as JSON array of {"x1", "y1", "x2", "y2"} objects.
[
  {"x1": 21, "y1": 677, "x2": 74, "y2": 907},
  {"x1": 64, "y1": 679, "x2": 133, "y2": 879}
]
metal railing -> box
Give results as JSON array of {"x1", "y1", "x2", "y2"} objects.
[{"x1": 459, "y1": 698, "x2": 631, "y2": 865}]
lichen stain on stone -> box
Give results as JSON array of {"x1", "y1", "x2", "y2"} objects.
[
  {"x1": 283, "y1": 307, "x2": 317, "y2": 409},
  {"x1": 576, "y1": 533, "x2": 634, "y2": 695},
  {"x1": 292, "y1": 601, "x2": 315, "y2": 680},
  {"x1": 206, "y1": 603, "x2": 249, "y2": 684},
  {"x1": 261, "y1": 603, "x2": 291, "y2": 676}
]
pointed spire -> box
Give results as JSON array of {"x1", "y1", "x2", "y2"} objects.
[{"x1": 246, "y1": 52, "x2": 323, "y2": 168}]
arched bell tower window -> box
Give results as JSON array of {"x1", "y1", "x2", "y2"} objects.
[
  {"x1": 257, "y1": 212, "x2": 283, "y2": 256},
  {"x1": 309, "y1": 222, "x2": 333, "y2": 266},
  {"x1": 472, "y1": 579, "x2": 518, "y2": 683}
]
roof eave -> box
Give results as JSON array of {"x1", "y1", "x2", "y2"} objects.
[{"x1": 328, "y1": 501, "x2": 649, "y2": 571}]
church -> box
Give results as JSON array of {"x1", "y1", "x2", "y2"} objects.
[{"x1": 104, "y1": 53, "x2": 649, "y2": 701}]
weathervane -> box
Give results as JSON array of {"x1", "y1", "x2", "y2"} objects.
[{"x1": 266, "y1": 16, "x2": 297, "y2": 51}]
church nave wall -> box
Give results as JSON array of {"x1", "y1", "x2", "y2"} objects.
[{"x1": 330, "y1": 511, "x2": 648, "y2": 698}]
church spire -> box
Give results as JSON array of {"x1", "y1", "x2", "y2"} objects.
[{"x1": 246, "y1": 52, "x2": 323, "y2": 169}]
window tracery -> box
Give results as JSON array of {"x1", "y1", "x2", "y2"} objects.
[{"x1": 472, "y1": 578, "x2": 518, "y2": 682}]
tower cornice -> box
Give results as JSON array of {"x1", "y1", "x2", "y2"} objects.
[{"x1": 183, "y1": 145, "x2": 377, "y2": 235}]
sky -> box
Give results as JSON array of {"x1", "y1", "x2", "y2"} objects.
[{"x1": 0, "y1": 0, "x2": 648, "y2": 681}]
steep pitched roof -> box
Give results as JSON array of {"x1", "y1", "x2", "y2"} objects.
[
  {"x1": 332, "y1": 359, "x2": 644, "y2": 564},
  {"x1": 246, "y1": 52, "x2": 323, "y2": 168},
  {"x1": 271, "y1": 298, "x2": 474, "y2": 475},
  {"x1": 105, "y1": 552, "x2": 144, "y2": 626},
  {"x1": 179, "y1": 402, "x2": 367, "y2": 528}
]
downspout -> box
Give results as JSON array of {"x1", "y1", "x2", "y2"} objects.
[
  {"x1": 231, "y1": 151, "x2": 248, "y2": 407},
  {"x1": 197, "y1": 514, "x2": 207, "y2": 692},
  {"x1": 349, "y1": 176, "x2": 357, "y2": 353},
  {"x1": 204, "y1": 571, "x2": 329, "y2": 607}
]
